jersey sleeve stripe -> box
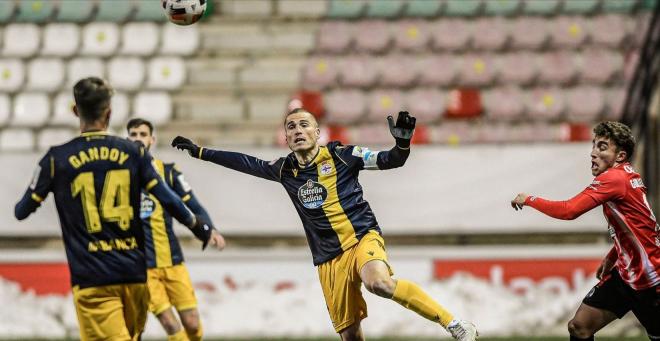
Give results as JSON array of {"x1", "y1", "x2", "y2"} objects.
[
  {"x1": 146, "y1": 179, "x2": 159, "y2": 191},
  {"x1": 31, "y1": 193, "x2": 44, "y2": 202},
  {"x1": 198, "y1": 147, "x2": 204, "y2": 159},
  {"x1": 181, "y1": 194, "x2": 191, "y2": 202}
]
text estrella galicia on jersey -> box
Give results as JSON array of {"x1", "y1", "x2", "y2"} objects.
[{"x1": 297, "y1": 179, "x2": 328, "y2": 209}]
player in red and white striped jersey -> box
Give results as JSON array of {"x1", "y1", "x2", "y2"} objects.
[{"x1": 511, "y1": 121, "x2": 659, "y2": 341}]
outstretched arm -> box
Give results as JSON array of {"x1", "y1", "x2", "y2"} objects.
[
  {"x1": 360, "y1": 111, "x2": 415, "y2": 170},
  {"x1": 510, "y1": 192, "x2": 599, "y2": 220},
  {"x1": 15, "y1": 153, "x2": 53, "y2": 220}
]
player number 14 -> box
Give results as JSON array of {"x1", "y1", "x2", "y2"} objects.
[{"x1": 71, "y1": 169, "x2": 133, "y2": 233}]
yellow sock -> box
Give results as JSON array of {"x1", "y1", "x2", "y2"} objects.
[
  {"x1": 167, "y1": 329, "x2": 187, "y2": 341},
  {"x1": 391, "y1": 279, "x2": 455, "y2": 328},
  {"x1": 186, "y1": 323, "x2": 203, "y2": 341}
]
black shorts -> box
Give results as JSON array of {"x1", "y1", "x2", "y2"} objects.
[{"x1": 583, "y1": 270, "x2": 660, "y2": 338}]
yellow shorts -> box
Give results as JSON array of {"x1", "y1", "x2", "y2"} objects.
[
  {"x1": 317, "y1": 230, "x2": 393, "y2": 333},
  {"x1": 73, "y1": 283, "x2": 148, "y2": 341},
  {"x1": 147, "y1": 263, "x2": 197, "y2": 315}
]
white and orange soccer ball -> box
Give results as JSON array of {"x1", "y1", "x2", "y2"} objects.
[{"x1": 161, "y1": 0, "x2": 207, "y2": 26}]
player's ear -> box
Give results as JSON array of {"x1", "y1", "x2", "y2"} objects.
[
  {"x1": 615, "y1": 149, "x2": 627, "y2": 163},
  {"x1": 72, "y1": 105, "x2": 79, "y2": 117}
]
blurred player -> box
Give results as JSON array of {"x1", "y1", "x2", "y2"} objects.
[
  {"x1": 127, "y1": 118, "x2": 226, "y2": 341},
  {"x1": 172, "y1": 109, "x2": 478, "y2": 341},
  {"x1": 13, "y1": 77, "x2": 222, "y2": 341},
  {"x1": 511, "y1": 121, "x2": 659, "y2": 340}
]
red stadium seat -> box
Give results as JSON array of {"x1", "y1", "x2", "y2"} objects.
[
  {"x1": 405, "y1": 88, "x2": 445, "y2": 124},
  {"x1": 338, "y1": 55, "x2": 378, "y2": 88},
  {"x1": 353, "y1": 20, "x2": 391, "y2": 53},
  {"x1": 289, "y1": 90, "x2": 324, "y2": 119},
  {"x1": 366, "y1": 89, "x2": 404, "y2": 122},
  {"x1": 324, "y1": 89, "x2": 367, "y2": 123},
  {"x1": 472, "y1": 17, "x2": 509, "y2": 51},
  {"x1": 445, "y1": 88, "x2": 482, "y2": 119},
  {"x1": 565, "y1": 86, "x2": 606, "y2": 123},
  {"x1": 497, "y1": 52, "x2": 538, "y2": 85},
  {"x1": 561, "y1": 123, "x2": 592, "y2": 142},
  {"x1": 410, "y1": 124, "x2": 430, "y2": 145},
  {"x1": 317, "y1": 21, "x2": 352, "y2": 53},
  {"x1": 301, "y1": 56, "x2": 339, "y2": 90},
  {"x1": 392, "y1": 20, "x2": 431, "y2": 52},
  {"x1": 376, "y1": 54, "x2": 418, "y2": 88}
]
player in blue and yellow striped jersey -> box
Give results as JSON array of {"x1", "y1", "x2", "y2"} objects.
[
  {"x1": 127, "y1": 118, "x2": 226, "y2": 341},
  {"x1": 172, "y1": 109, "x2": 479, "y2": 341},
  {"x1": 14, "y1": 77, "x2": 223, "y2": 341}
]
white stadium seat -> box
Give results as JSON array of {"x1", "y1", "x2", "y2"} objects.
[
  {"x1": 27, "y1": 59, "x2": 65, "y2": 92},
  {"x1": 133, "y1": 92, "x2": 172, "y2": 125},
  {"x1": 108, "y1": 57, "x2": 145, "y2": 91},
  {"x1": 146, "y1": 57, "x2": 185, "y2": 90},
  {"x1": 0, "y1": 59, "x2": 25, "y2": 92},
  {"x1": 67, "y1": 58, "x2": 105, "y2": 87},
  {"x1": 11, "y1": 93, "x2": 50, "y2": 127},
  {"x1": 2, "y1": 24, "x2": 40, "y2": 57},
  {"x1": 160, "y1": 24, "x2": 200, "y2": 55},
  {"x1": 37, "y1": 128, "x2": 77, "y2": 150},
  {"x1": 41, "y1": 24, "x2": 80, "y2": 57},
  {"x1": 121, "y1": 23, "x2": 159, "y2": 56},
  {"x1": 51, "y1": 92, "x2": 78, "y2": 126},
  {"x1": 0, "y1": 128, "x2": 35, "y2": 151},
  {"x1": 109, "y1": 92, "x2": 130, "y2": 127},
  {"x1": 81, "y1": 23, "x2": 120, "y2": 57},
  {"x1": 0, "y1": 94, "x2": 10, "y2": 126}
]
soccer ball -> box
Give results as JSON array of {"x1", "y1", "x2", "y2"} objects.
[{"x1": 161, "y1": 0, "x2": 207, "y2": 26}]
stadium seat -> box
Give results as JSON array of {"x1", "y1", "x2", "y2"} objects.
[
  {"x1": 0, "y1": 129, "x2": 35, "y2": 151},
  {"x1": 589, "y1": 15, "x2": 628, "y2": 47},
  {"x1": 317, "y1": 21, "x2": 353, "y2": 53},
  {"x1": 246, "y1": 94, "x2": 290, "y2": 123},
  {"x1": 133, "y1": 92, "x2": 172, "y2": 125},
  {"x1": 354, "y1": 20, "x2": 391, "y2": 53},
  {"x1": 483, "y1": 0, "x2": 521, "y2": 16},
  {"x1": 444, "y1": 0, "x2": 482, "y2": 16},
  {"x1": 133, "y1": 0, "x2": 167, "y2": 21},
  {"x1": 482, "y1": 86, "x2": 525, "y2": 121},
  {"x1": 445, "y1": 88, "x2": 482, "y2": 119},
  {"x1": 0, "y1": 59, "x2": 26, "y2": 93},
  {"x1": 81, "y1": 23, "x2": 120, "y2": 57},
  {"x1": 579, "y1": 48, "x2": 623, "y2": 84},
  {"x1": 121, "y1": 23, "x2": 159, "y2": 56},
  {"x1": 366, "y1": 89, "x2": 404, "y2": 122},
  {"x1": 42, "y1": 24, "x2": 80, "y2": 57},
  {"x1": 365, "y1": 0, "x2": 404, "y2": 18},
  {"x1": 459, "y1": 54, "x2": 497, "y2": 86},
  {"x1": 146, "y1": 57, "x2": 186, "y2": 90},
  {"x1": 37, "y1": 128, "x2": 76, "y2": 150},
  {"x1": 522, "y1": 0, "x2": 560, "y2": 15},
  {"x1": 604, "y1": 87, "x2": 627, "y2": 120},
  {"x1": 327, "y1": 0, "x2": 366, "y2": 18},
  {"x1": 160, "y1": 24, "x2": 200, "y2": 56},
  {"x1": 278, "y1": 0, "x2": 328, "y2": 17},
  {"x1": 110, "y1": 92, "x2": 131, "y2": 127},
  {"x1": 537, "y1": 52, "x2": 578, "y2": 85},
  {"x1": 2, "y1": 24, "x2": 40, "y2": 57},
  {"x1": 510, "y1": 17, "x2": 550, "y2": 49},
  {"x1": 51, "y1": 92, "x2": 78, "y2": 126},
  {"x1": 631, "y1": 12, "x2": 652, "y2": 47},
  {"x1": 392, "y1": 20, "x2": 431, "y2": 52},
  {"x1": 416, "y1": 54, "x2": 459, "y2": 86},
  {"x1": 26, "y1": 59, "x2": 65, "y2": 92},
  {"x1": 429, "y1": 121, "x2": 477, "y2": 145},
  {"x1": 404, "y1": 88, "x2": 444, "y2": 123},
  {"x1": 55, "y1": 0, "x2": 95, "y2": 22},
  {"x1": 221, "y1": 0, "x2": 273, "y2": 17},
  {"x1": 289, "y1": 90, "x2": 324, "y2": 118},
  {"x1": 561, "y1": 0, "x2": 598, "y2": 14},
  {"x1": 497, "y1": 52, "x2": 538, "y2": 85},
  {"x1": 96, "y1": 0, "x2": 134, "y2": 21},
  {"x1": 601, "y1": 0, "x2": 638, "y2": 13},
  {"x1": 549, "y1": 16, "x2": 588, "y2": 48},
  {"x1": 565, "y1": 86, "x2": 605, "y2": 123},
  {"x1": 404, "y1": 0, "x2": 442, "y2": 17},
  {"x1": 338, "y1": 56, "x2": 378, "y2": 88},
  {"x1": 348, "y1": 124, "x2": 392, "y2": 146},
  {"x1": 377, "y1": 54, "x2": 418, "y2": 87},
  {"x1": 525, "y1": 87, "x2": 565, "y2": 121},
  {"x1": 240, "y1": 58, "x2": 303, "y2": 90},
  {"x1": 0, "y1": 1, "x2": 15, "y2": 23},
  {"x1": 0, "y1": 94, "x2": 10, "y2": 126},
  {"x1": 324, "y1": 89, "x2": 367, "y2": 123},
  {"x1": 301, "y1": 56, "x2": 339, "y2": 90},
  {"x1": 67, "y1": 58, "x2": 105, "y2": 87},
  {"x1": 11, "y1": 93, "x2": 50, "y2": 127},
  {"x1": 15, "y1": 0, "x2": 54, "y2": 23},
  {"x1": 430, "y1": 19, "x2": 472, "y2": 51},
  {"x1": 108, "y1": 57, "x2": 145, "y2": 91},
  {"x1": 472, "y1": 17, "x2": 509, "y2": 51}
]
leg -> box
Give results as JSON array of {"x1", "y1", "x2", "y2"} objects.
[
  {"x1": 338, "y1": 321, "x2": 365, "y2": 341},
  {"x1": 73, "y1": 285, "x2": 132, "y2": 341},
  {"x1": 179, "y1": 308, "x2": 203, "y2": 341},
  {"x1": 164, "y1": 264, "x2": 202, "y2": 341},
  {"x1": 147, "y1": 268, "x2": 186, "y2": 340},
  {"x1": 156, "y1": 308, "x2": 184, "y2": 335},
  {"x1": 123, "y1": 283, "x2": 150, "y2": 341},
  {"x1": 567, "y1": 303, "x2": 617, "y2": 339}
]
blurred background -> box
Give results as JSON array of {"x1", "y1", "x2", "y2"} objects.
[{"x1": 0, "y1": 0, "x2": 658, "y2": 339}]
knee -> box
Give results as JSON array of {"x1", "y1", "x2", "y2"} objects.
[
  {"x1": 364, "y1": 277, "x2": 396, "y2": 298},
  {"x1": 181, "y1": 313, "x2": 201, "y2": 334},
  {"x1": 568, "y1": 319, "x2": 593, "y2": 338},
  {"x1": 160, "y1": 317, "x2": 181, "y2": 335}
]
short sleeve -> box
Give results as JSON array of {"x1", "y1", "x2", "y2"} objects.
[{"x1": 582, "y1": 171, "x2": 627, "y2": 204}]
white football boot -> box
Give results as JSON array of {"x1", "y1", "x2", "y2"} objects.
[{"x1": 447, "y1": 319, "x2": 478, "y2": 341}]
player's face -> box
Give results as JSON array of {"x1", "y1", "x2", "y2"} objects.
[
  {"x1": 127, "y1": 124, "x2": 155, "y2": 150},
  {"x1": 590, "y1": 136, "x2": 622, "y2": 176},
  {"x1": 285, "y1": 112, "x2": 320, "y2": 153}
]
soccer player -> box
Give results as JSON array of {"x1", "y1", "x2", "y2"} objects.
[
  {"x1": 127, "y1": 118, "x2": 226, "y2": 341},
  {"x1": 510, "y1": 121, "x2": 659, "y2": 340},
  {"x1": 14, "y1": 77, "x2": 222, "y2": 341},
  {"x1": 171, "y1": 109, "x2": 478, "y2": 341}
]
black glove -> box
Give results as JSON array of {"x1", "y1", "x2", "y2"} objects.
[
  {"x1": 387, "y1": 111, "x2": 416, "y2": 148},
  {"x1": 189, "y1": 214, "x2": 213, "y2": 250},
  {"x1": 171, "y1": 136, "x2": 201, "y2": 158}
]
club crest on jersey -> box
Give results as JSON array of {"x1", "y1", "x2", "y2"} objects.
[
  {"x1": 319, "y1": 161, "x2": 333, "y2": 175},
  {"x1": 297, "y1": 179, "x2": 328, "y2": 209}
]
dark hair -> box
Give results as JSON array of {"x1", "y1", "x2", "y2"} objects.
[
  {"x1": 73, "y1": 77, "x2": 114, "y2": 123},
  {"x1": 126, "y1": 117, "x2": 154, "y2": 135},
  {"x1": 593, "y1": 121, "x2": 635, "y2": 161}
]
